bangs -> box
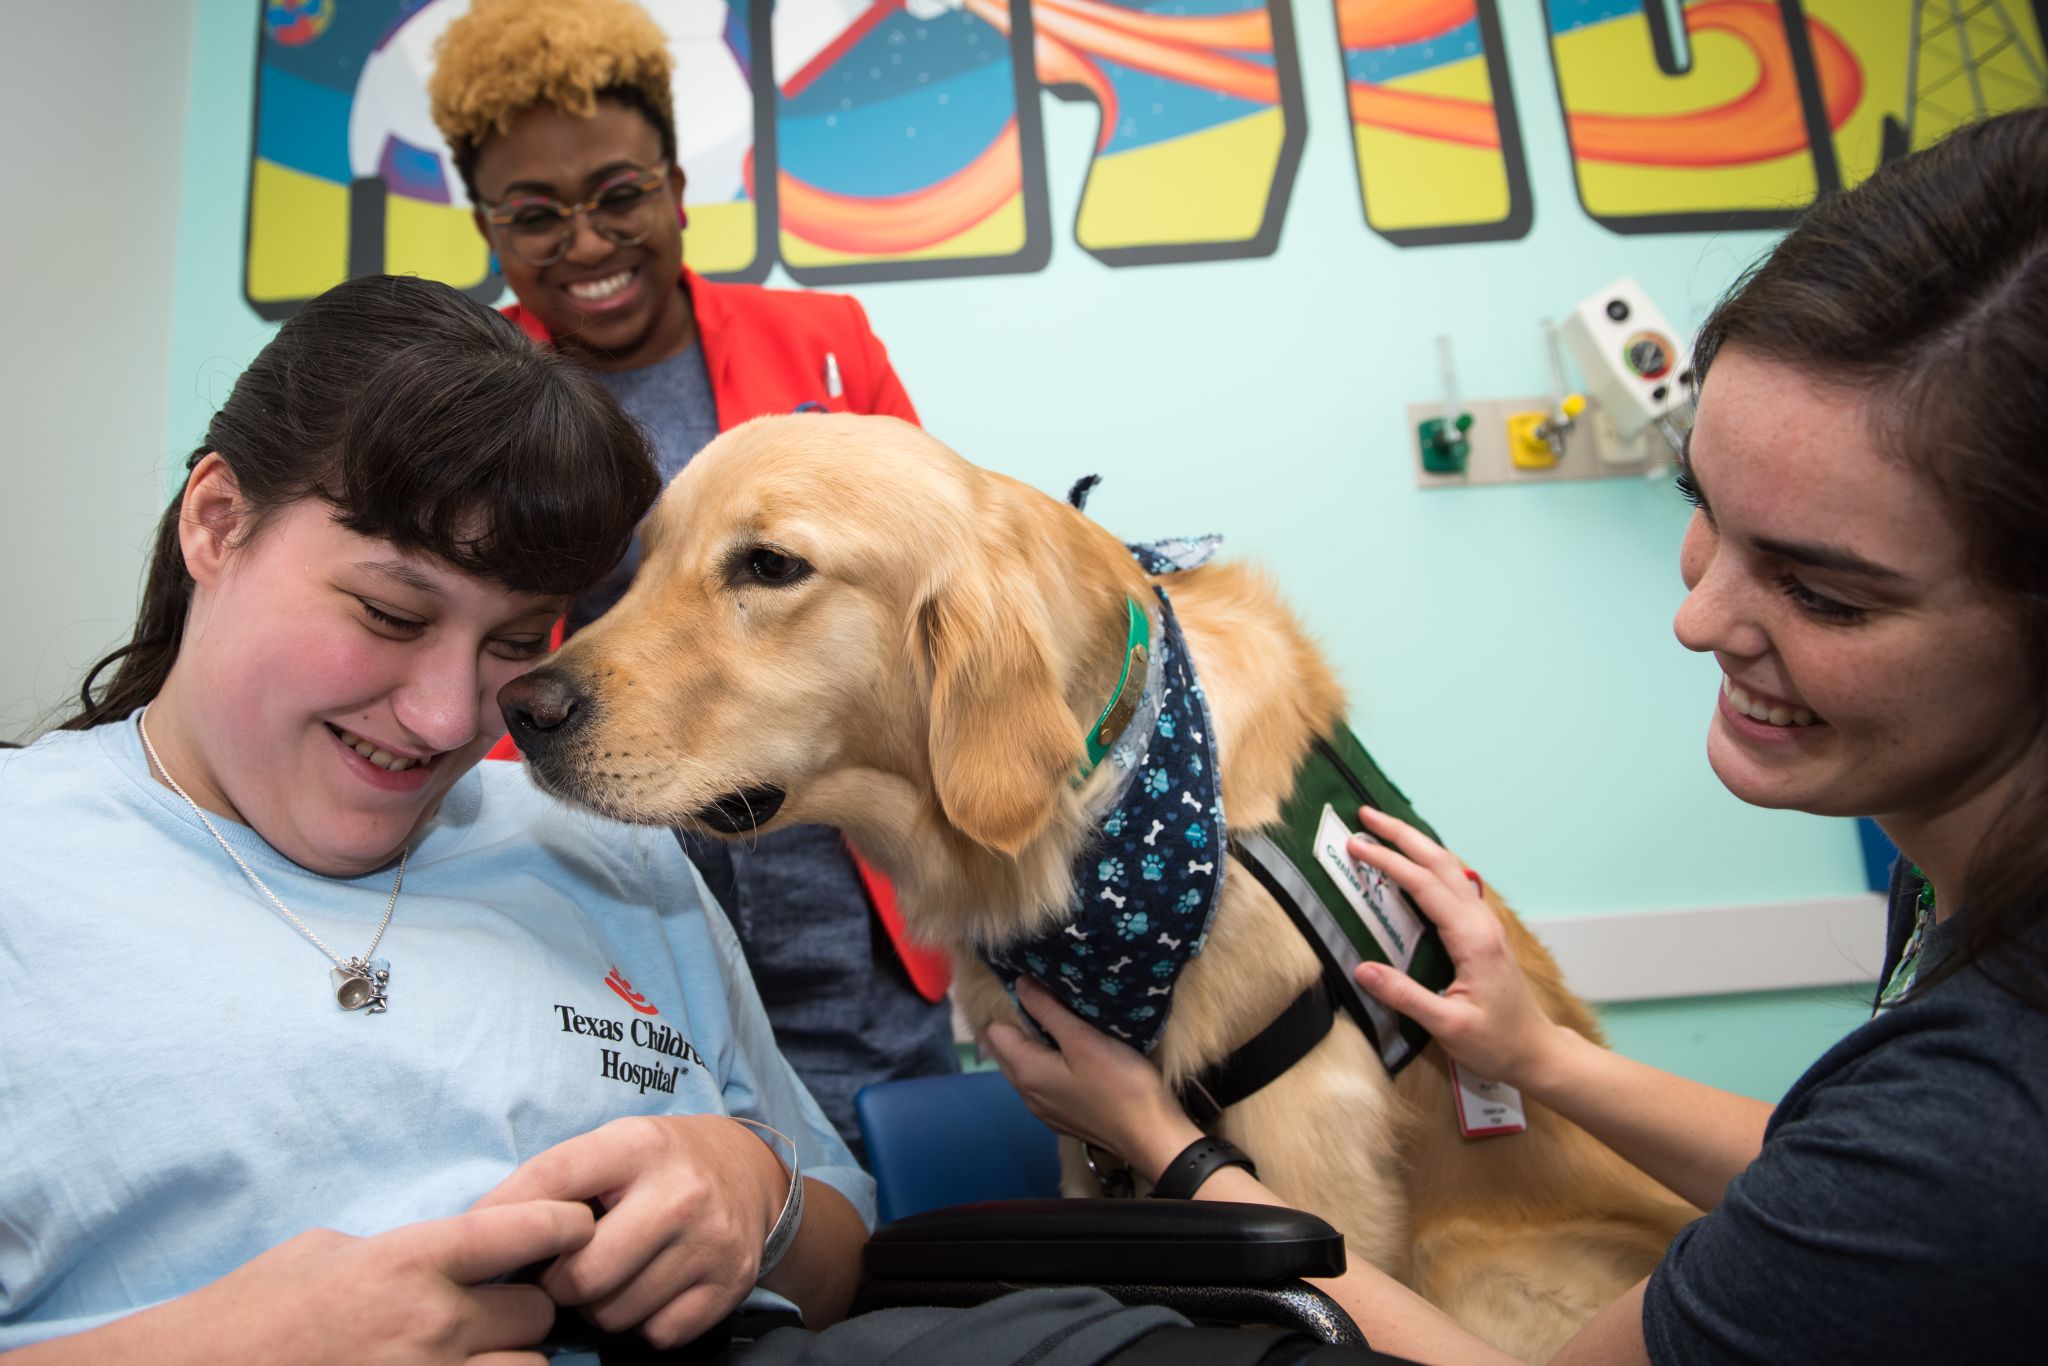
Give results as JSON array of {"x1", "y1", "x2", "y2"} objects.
[{"x1": 325, "y1": 339, "x2": 659, "y2": 596}]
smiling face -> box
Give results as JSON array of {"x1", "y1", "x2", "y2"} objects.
[
  {"x1": 471, "y1": 98, "x2": 692, "y2": 371},
  {"x1": 147, "y1": 460, "x2": 564, "y2": 877},
  {"x1": 1672, "y1": 347, "x2": 2039, "y2": 843}
]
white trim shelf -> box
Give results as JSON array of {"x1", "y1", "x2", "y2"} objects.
[{"x1": 1530, "y1": 895, "x2": 1887, "y2": 1004}]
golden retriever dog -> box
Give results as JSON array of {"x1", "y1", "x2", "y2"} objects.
[{"x1": 502, "y1": 413, "x2": 1696, "y2": 1360}]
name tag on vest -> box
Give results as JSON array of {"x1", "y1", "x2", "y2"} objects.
[{"x1": 1451, "y1": 1061, "x2": 1529, "y2": 1138}]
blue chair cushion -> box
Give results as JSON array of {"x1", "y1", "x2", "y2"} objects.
[{"x1": 856, "y1": 1070, "x2": 1064, "y2": 1222}]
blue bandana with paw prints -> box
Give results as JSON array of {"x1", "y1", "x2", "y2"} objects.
[{"x1": 984, "y1": 541, "x2": 1226, "y2": 1054}]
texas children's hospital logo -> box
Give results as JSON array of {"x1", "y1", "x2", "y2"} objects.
[
  {"x1": 605, "y1": 965, "x2": 661, "y2": 1015},
  {"x1": 556, "y1": 967, "x2": 708, "y2": 1095}
]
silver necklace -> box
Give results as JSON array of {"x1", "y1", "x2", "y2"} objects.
[{"x1": 138, "y1": 705, "x2": 405, "y2": 1014}]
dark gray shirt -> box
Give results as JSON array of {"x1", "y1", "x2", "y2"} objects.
[
  {"x1": 572, "y1": 342, "x2": 722, "y2": 632},
  {"x1": 1642, "y1": 865, "x2": 2047, "y2": 1362}
]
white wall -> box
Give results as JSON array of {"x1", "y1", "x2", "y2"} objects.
[{"x1": 0, "y1": 0, "x2": 197, "y2": 740}]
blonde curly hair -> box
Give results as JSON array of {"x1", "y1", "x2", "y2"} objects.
[{"x1": 428, "y1": 0, "x2": 676, "y2": 197}]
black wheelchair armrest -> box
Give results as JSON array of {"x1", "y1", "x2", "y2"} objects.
[
  {"x1": 531, "y1": 1200, "x2": 1363, "y2": 1358},
  {"x1": 857, "y1": 1198, "x2": 1365, "y2": 1347},
  {"x1": 863, "y1": 1198, "x2": 1348, "y2": 1285}
]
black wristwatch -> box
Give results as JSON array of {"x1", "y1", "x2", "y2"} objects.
[{"x1": 1149, "y1": 1134, "x2": 1258, "y2": 1199}]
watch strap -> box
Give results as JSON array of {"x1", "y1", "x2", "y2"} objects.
[{"x1": 1148, "y1": 1134, "x2": 1257, "y2": 1199}]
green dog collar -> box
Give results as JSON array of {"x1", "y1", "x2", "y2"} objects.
[{"x1": 1077, "y1": 596, "x2": 1151, "y2": 783}]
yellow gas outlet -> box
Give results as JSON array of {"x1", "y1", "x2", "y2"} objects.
[{"x1": 1507, "y1": 412, "x2": 1558, "y2": 470}]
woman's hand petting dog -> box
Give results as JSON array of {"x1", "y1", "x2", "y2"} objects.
[
  {"x1": 469, "y1": 1114, "x2": 789, "y2": 1348},
  {"x1": 1347, "y1": 806, "x2": 1567, "y2": 1091},
  {"x1": 985, "y1": 977, "x2": 1206, "y2": 1186}
]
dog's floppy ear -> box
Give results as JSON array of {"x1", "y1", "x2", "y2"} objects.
[{"x1": 920, "y1": 567, "x2": 1076, "y2": 856}]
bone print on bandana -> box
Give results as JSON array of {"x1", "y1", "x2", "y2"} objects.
[{"x1": 985, "y1": 570, "x2": 1225, "y2": 1054}]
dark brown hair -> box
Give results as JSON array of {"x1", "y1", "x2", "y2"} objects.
[
  {"x1": 1694, "y1": 105, "x2": 2048, "y2": 1010},
  {"x1": 66, "y1": 273, "x2": 660, "y2": 730}
]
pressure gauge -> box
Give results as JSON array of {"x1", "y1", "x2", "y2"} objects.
[{"x1": 1559, "y1": 279, "x2": 1690, "y2": 440}]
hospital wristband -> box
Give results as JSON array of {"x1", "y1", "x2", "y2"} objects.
[{"x1": 731, "y1": 1117, "x2": 804, "y2": 1276}]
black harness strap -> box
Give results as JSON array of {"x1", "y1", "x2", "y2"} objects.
[{"x1": 1175, "y1": 980, "x2": 1336, "y2": 1129}]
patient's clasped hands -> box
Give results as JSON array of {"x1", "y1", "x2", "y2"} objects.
[
  {"x1": 80, "y1": 1113, "x2": 791, "y2": 1366},
  {"x1": 471, "y1": 1113, "x2": 792, "y2": 1348}
]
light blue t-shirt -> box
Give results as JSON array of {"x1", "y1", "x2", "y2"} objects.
[{"x1": 0, "y1": 718, "x2": 874, "y2": 1349}]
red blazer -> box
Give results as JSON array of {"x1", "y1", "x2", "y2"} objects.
[
  {"x1": 492, "y1": 269, "x2": 947, "y2": 1001},
  {"x1": 501, "y1": 266, "x2": 920, "y2": 428}
]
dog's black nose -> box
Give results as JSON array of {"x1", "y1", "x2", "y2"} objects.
[{"x1": 498, "y1": 669, "x2": 587, "y2": 760}]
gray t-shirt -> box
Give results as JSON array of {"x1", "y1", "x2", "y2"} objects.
[
  {"x1": 1641, "y1": 864, "x2": 2047, "y2": 1362},
  {"x1": 570, "y1": 342, "x2": 721, "y2": 632}
]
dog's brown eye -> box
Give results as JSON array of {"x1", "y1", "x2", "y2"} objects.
[{"x1": 744, "y1": 547, "x2": 810, "y2": 585}]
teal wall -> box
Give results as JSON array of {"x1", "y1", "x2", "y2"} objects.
[
  {"x1": 163, "y1": 0, "x2": 1877, "y2": 1100},
  {"x1": 1600, "y1": 986, "x2": 1873, "y2": 1103}
]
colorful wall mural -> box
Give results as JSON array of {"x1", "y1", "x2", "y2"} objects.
[
  {"x1": 247, "y1": 0, "x2": 2047, "y2": 316},
  {"x1": 1342, "y1": 0, "x2": 1530, "y2": 244}
]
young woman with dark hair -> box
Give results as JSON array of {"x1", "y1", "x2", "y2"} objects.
[
  {"x1": 991, "y1": 106, "x2": 2048, "y2": 1364},
  {"x1": 63, "y1": 273, "x2": 660, "y2": 736},
  {"x1": 0, "y1": 275, "x2": 874, "y2": 1362},
  {"x1": 427, "y1": 0, "x2": 958, "y2": 1159}
]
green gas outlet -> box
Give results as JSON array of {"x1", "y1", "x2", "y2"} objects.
[{"x1": 1418, "y1": 413, "x2": 1474, "y2": 474}]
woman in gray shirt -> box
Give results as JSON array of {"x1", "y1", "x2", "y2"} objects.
[{"x1": 990, "y1": 105, "x2": 2048, "y2": 1366}]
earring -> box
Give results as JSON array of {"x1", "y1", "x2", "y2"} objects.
[
  {"x1": 677, "y1": 203, "x2": 689, "y2": 230},
  {"x1": 487, "y1": 249, "x2": 501, "y2": 276}
]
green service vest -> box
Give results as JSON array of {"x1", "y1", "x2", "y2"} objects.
[{"x1": 1231, "y1": 725, "x2": 1457, "y2": 1073}]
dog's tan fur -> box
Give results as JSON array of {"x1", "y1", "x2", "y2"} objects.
[{"x1": 523, "y1": 414, "x2": 1694, "y2": 1360}]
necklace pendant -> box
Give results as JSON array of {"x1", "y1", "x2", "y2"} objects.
[{"x1": 332, "y1": 958, "x2": 391, "y2": 1013}]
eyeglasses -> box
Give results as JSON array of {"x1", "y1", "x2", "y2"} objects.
[{"x1": 483, "y1": 163, "x2": 672, "y2": 267}]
